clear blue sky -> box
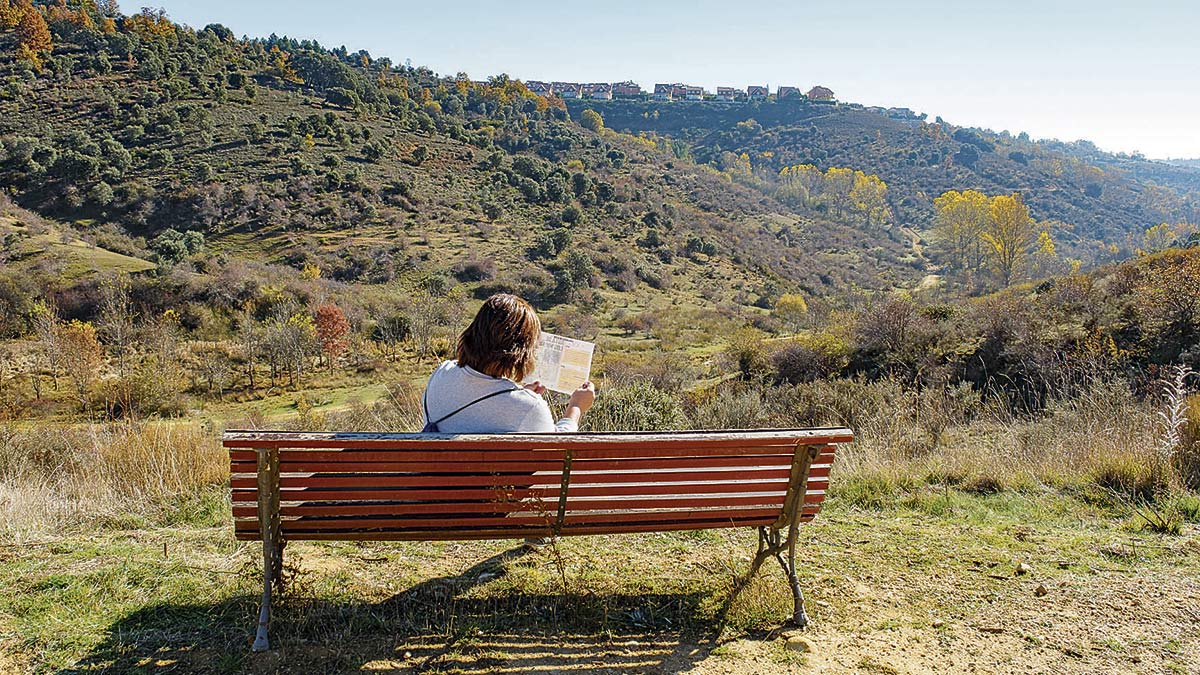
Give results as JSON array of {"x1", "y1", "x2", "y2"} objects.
[{"x1": 152, "y1": 0, "x2": 1200, "y2": 159}]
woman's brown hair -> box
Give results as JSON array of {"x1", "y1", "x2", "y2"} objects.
[{"x1": 455, "y1": 294, "x2": 541, "y2": 381}]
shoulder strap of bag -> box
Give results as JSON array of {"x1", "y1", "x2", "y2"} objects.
[{"x1": 427, "y1": 386, "x2": 521, "y2": 428}]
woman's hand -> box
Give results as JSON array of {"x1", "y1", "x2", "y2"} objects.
[
  {"x1": 524, "y1": 381, "x2": 546, "y2": 395},
  {"x1": 568, "y1": 381, "x2": 597, "y2": 415}
]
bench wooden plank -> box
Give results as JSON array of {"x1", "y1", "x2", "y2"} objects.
[
  {"x1": 223, "y1": 428, "x2": 853, "y2": 448},
  {"x1": 232, "y1": 513, "x2": 817, "y2": 542},
  {"x1": 232, "y1": 492, "x2": 790, "y2": 519},
  {"x1": 231, "y1": 477, "x2": 828, "y2": 503}
]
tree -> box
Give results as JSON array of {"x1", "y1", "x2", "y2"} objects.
[
  {"x1": 265, "y1": 46, "x2": 302, "y2": 83},
  {"x1": 932, "y1": 189, "x2": 991, "y2": 272},
  {"x1": 984, "y1": 193, "x2": 1037, "y2": 287},
  {"x1": 579, "y1": 108, "x2": 604, "y2": 133},
  {"x1": 314, "y1": 303, "x2": 351, "y2": 370},
  {"x1": 822, "y1": 167, "x2": 855, "y2": 217},
  {"x1": 97, "y1": 274, "x2": 137, "y2": 378},
  {"x1": 0, "y1": 1, "x2": 21, "y2": 30},
  {"x1": 850, "y1": 171, "x2": 888, "y2": 226},
  {"x1": 57, "y1": 320, "x2": 102, "y2": 409},
  {"x1": 14, "y1": 3, "x2": 52, "y2": 69},
  {"x1": 773, "y1": 293, "x2": 809, "y2": 332}
]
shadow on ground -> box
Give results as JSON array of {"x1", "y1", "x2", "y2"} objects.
[{"x1": 59, "y1": 547, "x2": 724, "y2": 674}]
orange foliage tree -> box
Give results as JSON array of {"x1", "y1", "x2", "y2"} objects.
[
  {"x1": 13, "y1": 2, "x2": 52, "y2": 69},
  {"x1": 314, "y1": 303, "x2": 350, "y2": 369}
]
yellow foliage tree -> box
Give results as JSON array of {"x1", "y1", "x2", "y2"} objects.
[
  {"x1": 123, "y1": 7, "x2": 175, "y2": 39},
  {"x1": 932, "y1": 189, "x2": 990, "y2": 273},
  {"x1": 777, "y1": 163, "x2": 824, "y2": 205},
  {"x1": 0, "y1": 0, "x2": 21, "y2": 30},
  {"x1": 850, "y1": 170, "x2": 888, "y2": 226},
  {"x1": 823, "y1": 167, "x2": 855, "y2": 217},
  {"x1": 773, "y1": 293, "x2": 809, "y2": 331},
  {"x1": 266, "y1": 46, "x2": 302, "y2": 84},
  {"x1": 57, "y1": 319, "x2": 103, "y2": 409},
  {"x1": 984, "y1": 193, "x2": 1037, "y2": 287},
  {"x1": 1143, "y1": 223, "x2": 1174, "y2": 253}
]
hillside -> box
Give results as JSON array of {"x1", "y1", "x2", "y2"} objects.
[
  {"x1": 0, "y1": 6, "x2": 924, "y2": 319},
  {"x1": 569, "y1": 99, "x2": 1200, "y2": 262}
]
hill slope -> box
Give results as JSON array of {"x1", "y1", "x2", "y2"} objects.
[
  {"x1": 572, "y1": 99, "x2": 1200, "y2": 261},
  {"x1": 0, "y1": 8, "x2": 923, "y2": 313}
]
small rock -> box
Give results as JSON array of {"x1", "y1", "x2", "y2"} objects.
[
  {"x1": 978, "y1": 626, "x2": 1004, "y2": 634},
  {"x1": 785, "y1": 636, "x2": 815, "y2": 653},
  {"x1": 1035, "y1": 583, "x2": 1048, "y2": 597},
  {"x1": 815, "y1": 600, "x2": 830, "y2": 608},
  {"x1": 402, "y1": 651, "x2": 412, "y2": 660},
  {"x1": 932, "y1": 619, "x2": 945, "y2": 628},
  {"x1": 1015, "y1": 562, "x2": 1031, "y2": 576}
]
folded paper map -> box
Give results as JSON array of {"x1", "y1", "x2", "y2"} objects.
[{"x1": 527, "y1": 332, "x2": 594, "y2": 394}]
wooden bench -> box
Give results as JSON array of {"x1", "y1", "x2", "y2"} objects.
[{"x1": 225, "y1": 427, "x2": 852, "y2": 651}]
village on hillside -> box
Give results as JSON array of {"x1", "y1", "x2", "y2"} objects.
[
  {"x1": 520, "y1": 80, "x2": 926, "y2": 121},
  {"x1": 522, "y1": 80, "x2": 836, "y2": 103}
]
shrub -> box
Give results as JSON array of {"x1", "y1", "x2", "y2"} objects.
[
  {"x1": 584, "y1": 381, "x2": 688, "y2": 432},
  {"x1": 773, "y1": 332, "x2": 850, "y2": 383}
]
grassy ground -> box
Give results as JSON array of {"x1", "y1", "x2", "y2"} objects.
[{"x1": 2, "y1": 489, "x2": 1197, "y2": 675}]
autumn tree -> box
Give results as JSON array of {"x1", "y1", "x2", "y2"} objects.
[
  {"x1": 579, "y1": 108, "x2": 604, "y2": 133},
  {"x1": 14, "y1": 2, "x2": 52, "y2": 70},
  {"x1": 57, "y1": 320, "x2": 102, "y2": 409},
  {"x1": 850, "y1": 171, "x2": 888, "y2": 226},
  {"x1": 822, "y1": 167, "x2": 855, "y2": 217},
  {"x1": 314, "y1": 303, "x2": 351, "y2": 370},
  {"x1": 263, "y1": 312, "x2": 318, "y2": 387},
  {"x1": 932, "y1": 189, "x2": 990, "y2": 272},
  {"x1": 777, "y1": 163, "x2": 823, "y2": 205},
  {"x1": 984, "y1": 193, "x2": 1037, "y2": 287},
  {"x1": 266, "y1": 46, "x2": 302, "y2": 84},
  {"x1": 773, "y1": 293, "x2": 809, "y2": 332},
  {"x1": 0, "y1": 0, "x2": 21, "y2": 30},
  {"x1": 1138, "y1": 250, "x2": 1200, "y2": 361}
]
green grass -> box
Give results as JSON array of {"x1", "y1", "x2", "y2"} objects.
[
  {"x1": 0, "y1": 220, "x2": 155, "y2": 278},
  {"x1": 2, "y1": 490, "x2": 1196, "y2": 674}
]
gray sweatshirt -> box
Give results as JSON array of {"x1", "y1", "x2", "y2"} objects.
[{"x1": 421, "y1": 360, "x2": 577, "y2": 433}]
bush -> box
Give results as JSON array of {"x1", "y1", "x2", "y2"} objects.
[
  {"x1": 773, "y1": 332, "x2": 850, "y2": 383},
  {"x1": 584, "y1": 381, "x2": 688, "y2": 432}
]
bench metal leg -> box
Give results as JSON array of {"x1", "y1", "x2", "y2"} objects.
[
  {"x1": 253, "y1": 447, "x2": 282, "y2": 652},
  {"x1": 772, "y1": 531, "x2": 809, "y2": 628},
  {"x1": 721, "y1": 525, "x2": 810, "y2": 629}
]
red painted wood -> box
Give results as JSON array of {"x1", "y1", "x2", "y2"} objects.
[
  {"x1": 231, "y1": 451, "x2": 804, "y2": 471},
  {"x1": 232, "y1": 461, "x2": 566, "y2": 473},
  {"x1": 231, "y1": 468, "x2": 794, "y2": 490},
  {"x1": 230, "y1": 477, "x2": 827, "y2": 503},
  {"x1": 233, "y1": 500, "x2": 558, "y2": 518},
  {"x1": 224, "y1": 439, "x2": 841, "y2": 455},
  {"x1": 223, "y1": 430, "x2": 852, "y2": 448},
  {"x1": 232, "y1": 475, "x2": 566, "y2": 489},
  {"x1": 559, "y1": 507, "x2": 808, "y2": 526},
  {"x1": 233, "y1": 514, "x2": 814, "y2": 541},
  {"x1": 232, "y1": 492, "x2": 787, "y2": 519},
  {"x1": 562, "y1": 468, "x2": 793, "y2": 484}
]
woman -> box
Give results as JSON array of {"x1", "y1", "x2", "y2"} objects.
[{"x1": 422, "y1": 294, "x2": 596, "y2": 433}]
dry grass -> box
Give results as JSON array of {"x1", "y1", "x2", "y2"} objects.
[{"x1": 0, "y1": 422, "x2": 227, "y2": 536}]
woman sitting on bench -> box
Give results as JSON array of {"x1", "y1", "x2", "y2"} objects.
[{"x1": 422, "y1": 293, "x2": 596, "y2": 433}]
